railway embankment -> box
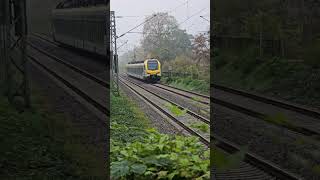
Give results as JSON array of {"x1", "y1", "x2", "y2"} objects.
[
  {"x1": 161, "y1": 76, "x2": 210, "y2": 95},
  {"x1": 214, "y1": 53, "x2": 320, "y2": 109}
]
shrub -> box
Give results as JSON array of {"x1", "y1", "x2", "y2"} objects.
[{"x1": 111, "y1": 129, "x2": 210, "y2": 180}]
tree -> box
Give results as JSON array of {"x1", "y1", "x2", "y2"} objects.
[
  {"x1": 192, "y1": 33, "x2": 210, "y2": 67},
  {"x1": 141, "y1": 12, "x2": 192, "y2": 62}
]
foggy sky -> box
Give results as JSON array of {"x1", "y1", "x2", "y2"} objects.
[{"x1": 111, "y1": 0, "x2": 210, "y2": 55}]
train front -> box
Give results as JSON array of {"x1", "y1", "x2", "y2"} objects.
[{"x1": 144, "y1": 59, "x2": 161, "y2": 82}]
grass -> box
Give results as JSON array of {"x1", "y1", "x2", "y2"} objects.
[
  {"x1": 211, "y1": 146, "x2": 247, "y2": 171},
  {"x1": 191, "y1": 96, "x2": 202, "y2": 102},
  {"x1": 190, "y1": 122, "x2": 209, "y2": 133},
  {"x1": 263, "y1": 113, "x2": 292, "y2": 127},
  {"x1": 111, "y1": 90, "x2": 151, "y2": 144},
  {"x1": 161, "y1": 76, "x2": 209, "y2": 95},
  {"x1": 164, "y1": 103, "x2": 187, "y2": 117},
  {"x1": 0, "y1": 90, "x2": 106, "y2": 179}
]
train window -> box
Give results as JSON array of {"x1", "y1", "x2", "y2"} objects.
[{"x1": 147, "y1": 61, "x2": 158, "y2": 70}]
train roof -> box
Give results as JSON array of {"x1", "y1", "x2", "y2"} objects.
[
  {"x1": 127, "y1": 59, "x2": 159, "y2": 64},
  {"x1": 52, "y1": 5, "x2": 108, "y2": 16},
  {"x1": 128, "y1": 61, "x2": 144, "y2": 64},
  {"x1": 56, "y1": 0, "x2": 108, "y2": 9}
]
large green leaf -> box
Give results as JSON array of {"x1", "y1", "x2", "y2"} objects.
[
  {"x1": 111, "y1": 160, "x2": 130, "y2": 178},
  {"x1": 131, "y1": 163, "x2": 147, "y2": 175}
]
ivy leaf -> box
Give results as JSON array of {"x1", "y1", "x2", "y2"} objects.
[
  {"x1": 131, "y1": 163, "x2": 147, "y2": 174},
  {"x1": 120, "y1": 150, "x2": 129, "y2": 157},
  {"x1": 157, "y1": 171, "x2": 168, "y2": 178},
  {"x1": 179, "y1": 158, "x2": 190, "y2": 167},
  {"x1": 167, "y1": 172, "x2": 178, "y2": 180},
  {"x1": 111, "y1": 160, "x2": 130, "y2": 178}
]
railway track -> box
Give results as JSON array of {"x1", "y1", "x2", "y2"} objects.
[
  {"x1": 211, "y1": 83, "x2": 320, "y2": 138},
  {"x1": 152, "y1": 79, "x2": 320, "y2": 138},
  {"x1": 26, "y1": 39, "x2": 109, "y2": 120},
  {"x1": 212, "y1": 83, "x2": 320, "y2": 119},
  {"x1": 120, "y1": 76, "x2": 210, "y2": 143},
  {"x1": 152, "y1": 83, "x2": 209, "y2": 105},
  {"x1": 122, "y1": 76, "x2": 300, "y2": 179},
  {"x1": 28, "y1": 33, "x2": 303, "y2": 179},
  {"x1": 121, "y1": 75, "x2": 209, "y2": 124},
  {"x1": 32, "y1": 33, "x2": 60, "y2": 46}
]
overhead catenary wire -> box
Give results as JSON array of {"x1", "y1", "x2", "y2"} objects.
[
  {"x1": 117, "y1": 0, "x2": 191, "y2": 39},
  {"x1": 117, "y1": 14, "x2": 157, "y2": 39},
  {"x1": 200, "y1": 15, "x2": 210, "y2": 22},
  {"x1": 117, "y1": 0, "x2": 209, "y2": 57},
  {"x1": 178, "y1": 7, "x2": 208, "y2": 26}
]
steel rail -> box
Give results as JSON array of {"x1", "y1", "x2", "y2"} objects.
[
  {"x1": 158, "y1": 83, "x2": 210, "y2": 99},
  {"x1": 121, "y1": 77, "x2": 300, "y2": 179},
  {"x1": 212, "y1": 83, "x2": 320, "y2": 119},
  {"x1": 119, "y1": 77, "x2": 210, "y2": 146},
  {"x1": 122, "y1": 76, "x2": 210, "y2": 124},
  {"x1": 28, "y1": 54, "x2": 109, "y2": 117},
  {"x1": 27, "y1": 41, "x2": 109, "y2": 88},
  {"x1": 213, "y1": 134, "x2": 301, "y2": 180},
  {"x1": 152, "y1": 83, "x2": 209, "y2": 105}
]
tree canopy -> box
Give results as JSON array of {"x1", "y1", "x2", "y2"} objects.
[{"x1": 141, "y1": 12, "x2": 192, "y2": 62}]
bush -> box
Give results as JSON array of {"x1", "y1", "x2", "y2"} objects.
[{"x1": 111, "y1": 129, "x2": 210, "y2": 180}]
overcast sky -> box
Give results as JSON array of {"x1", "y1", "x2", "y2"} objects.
[{"x1": 111, "y1": 0, "x2": 210, "y2": 55}]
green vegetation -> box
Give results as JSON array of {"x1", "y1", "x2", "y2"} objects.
[
  {"x1": 161, "y1": 76, "x2": 209, "y2": 95},
  {"x1": 211, "y1": 146, "x2": 247, "y2": 171},
  {"x1": 192, "y1": 96, "x2": 203, "y2": 102},
  {"x1": 111, "y1": 91, "x2": 210, "y2": 179},
  {"x1": 165, "y1": 103, "x2": 187, "y2": 117},
  {"x1": 264, "y1": 113, "x2": 291, "y2": 127},
  {"x1": 190, "y1": 122, "x2": 209, "y2": 134},
  {"x1": 111, "y1": 91, "x2": 151, "y2": 144},
  {"x1": 111, "y1": 129, "x2": 210, "y2": 179},
  {"x1": 214, "y1": 47, "x2": 320, "y2": 107},
  {"x1": 214, "y1": 0, "x2": 320, "y2": 108},
  {"x1": 0, "y1": 92, "x2": 105, "y2": 179}
]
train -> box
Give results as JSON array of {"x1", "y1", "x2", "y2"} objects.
[
  {"x1": 51, "y1": 0, "x2": 108, "y2": 57},
  {"x1": 126, "y1": 59, "x2": 161, "y2": 83}
]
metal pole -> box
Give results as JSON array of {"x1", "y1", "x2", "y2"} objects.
[
  {"x1": 0, "y1": 2, "x2": 4, "y2": 88},
  {"x1": 4, "y1": 0, "x2": 11, "y2": 97},
  {"x1": 21, "y1": 0, "x2": 30, "y2": 107},
  {"x1": 1, "y1": 0, "x2": 30, "y2": 108},
  {"x1": 110, "y1": 11, "x2": 119, "y2": 95}
]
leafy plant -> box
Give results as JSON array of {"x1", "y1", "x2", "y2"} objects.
[
  {"x1": 111, "y1": 129, "x2": 210, "y2": 179},
  {"x1": 190, "y1": 122, "x2": 210, "y2": 133},
  {"x1": 264, "y1": 112, "x2": 291, "y2": 127},
  {"x1": 212, "y1": 146, "x2": 247, "y2": 171},
  {"x1": 165, "y1": 103, "x2": 187, "y2": 117}
]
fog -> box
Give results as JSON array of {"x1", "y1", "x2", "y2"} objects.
[{"x1": 111, "y1": 0, "x2": 210, "y2": 55}]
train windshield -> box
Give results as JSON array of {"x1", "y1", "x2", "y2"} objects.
[{"x1": 147, "y1": 60, "x2": 158, "y2": 70}]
